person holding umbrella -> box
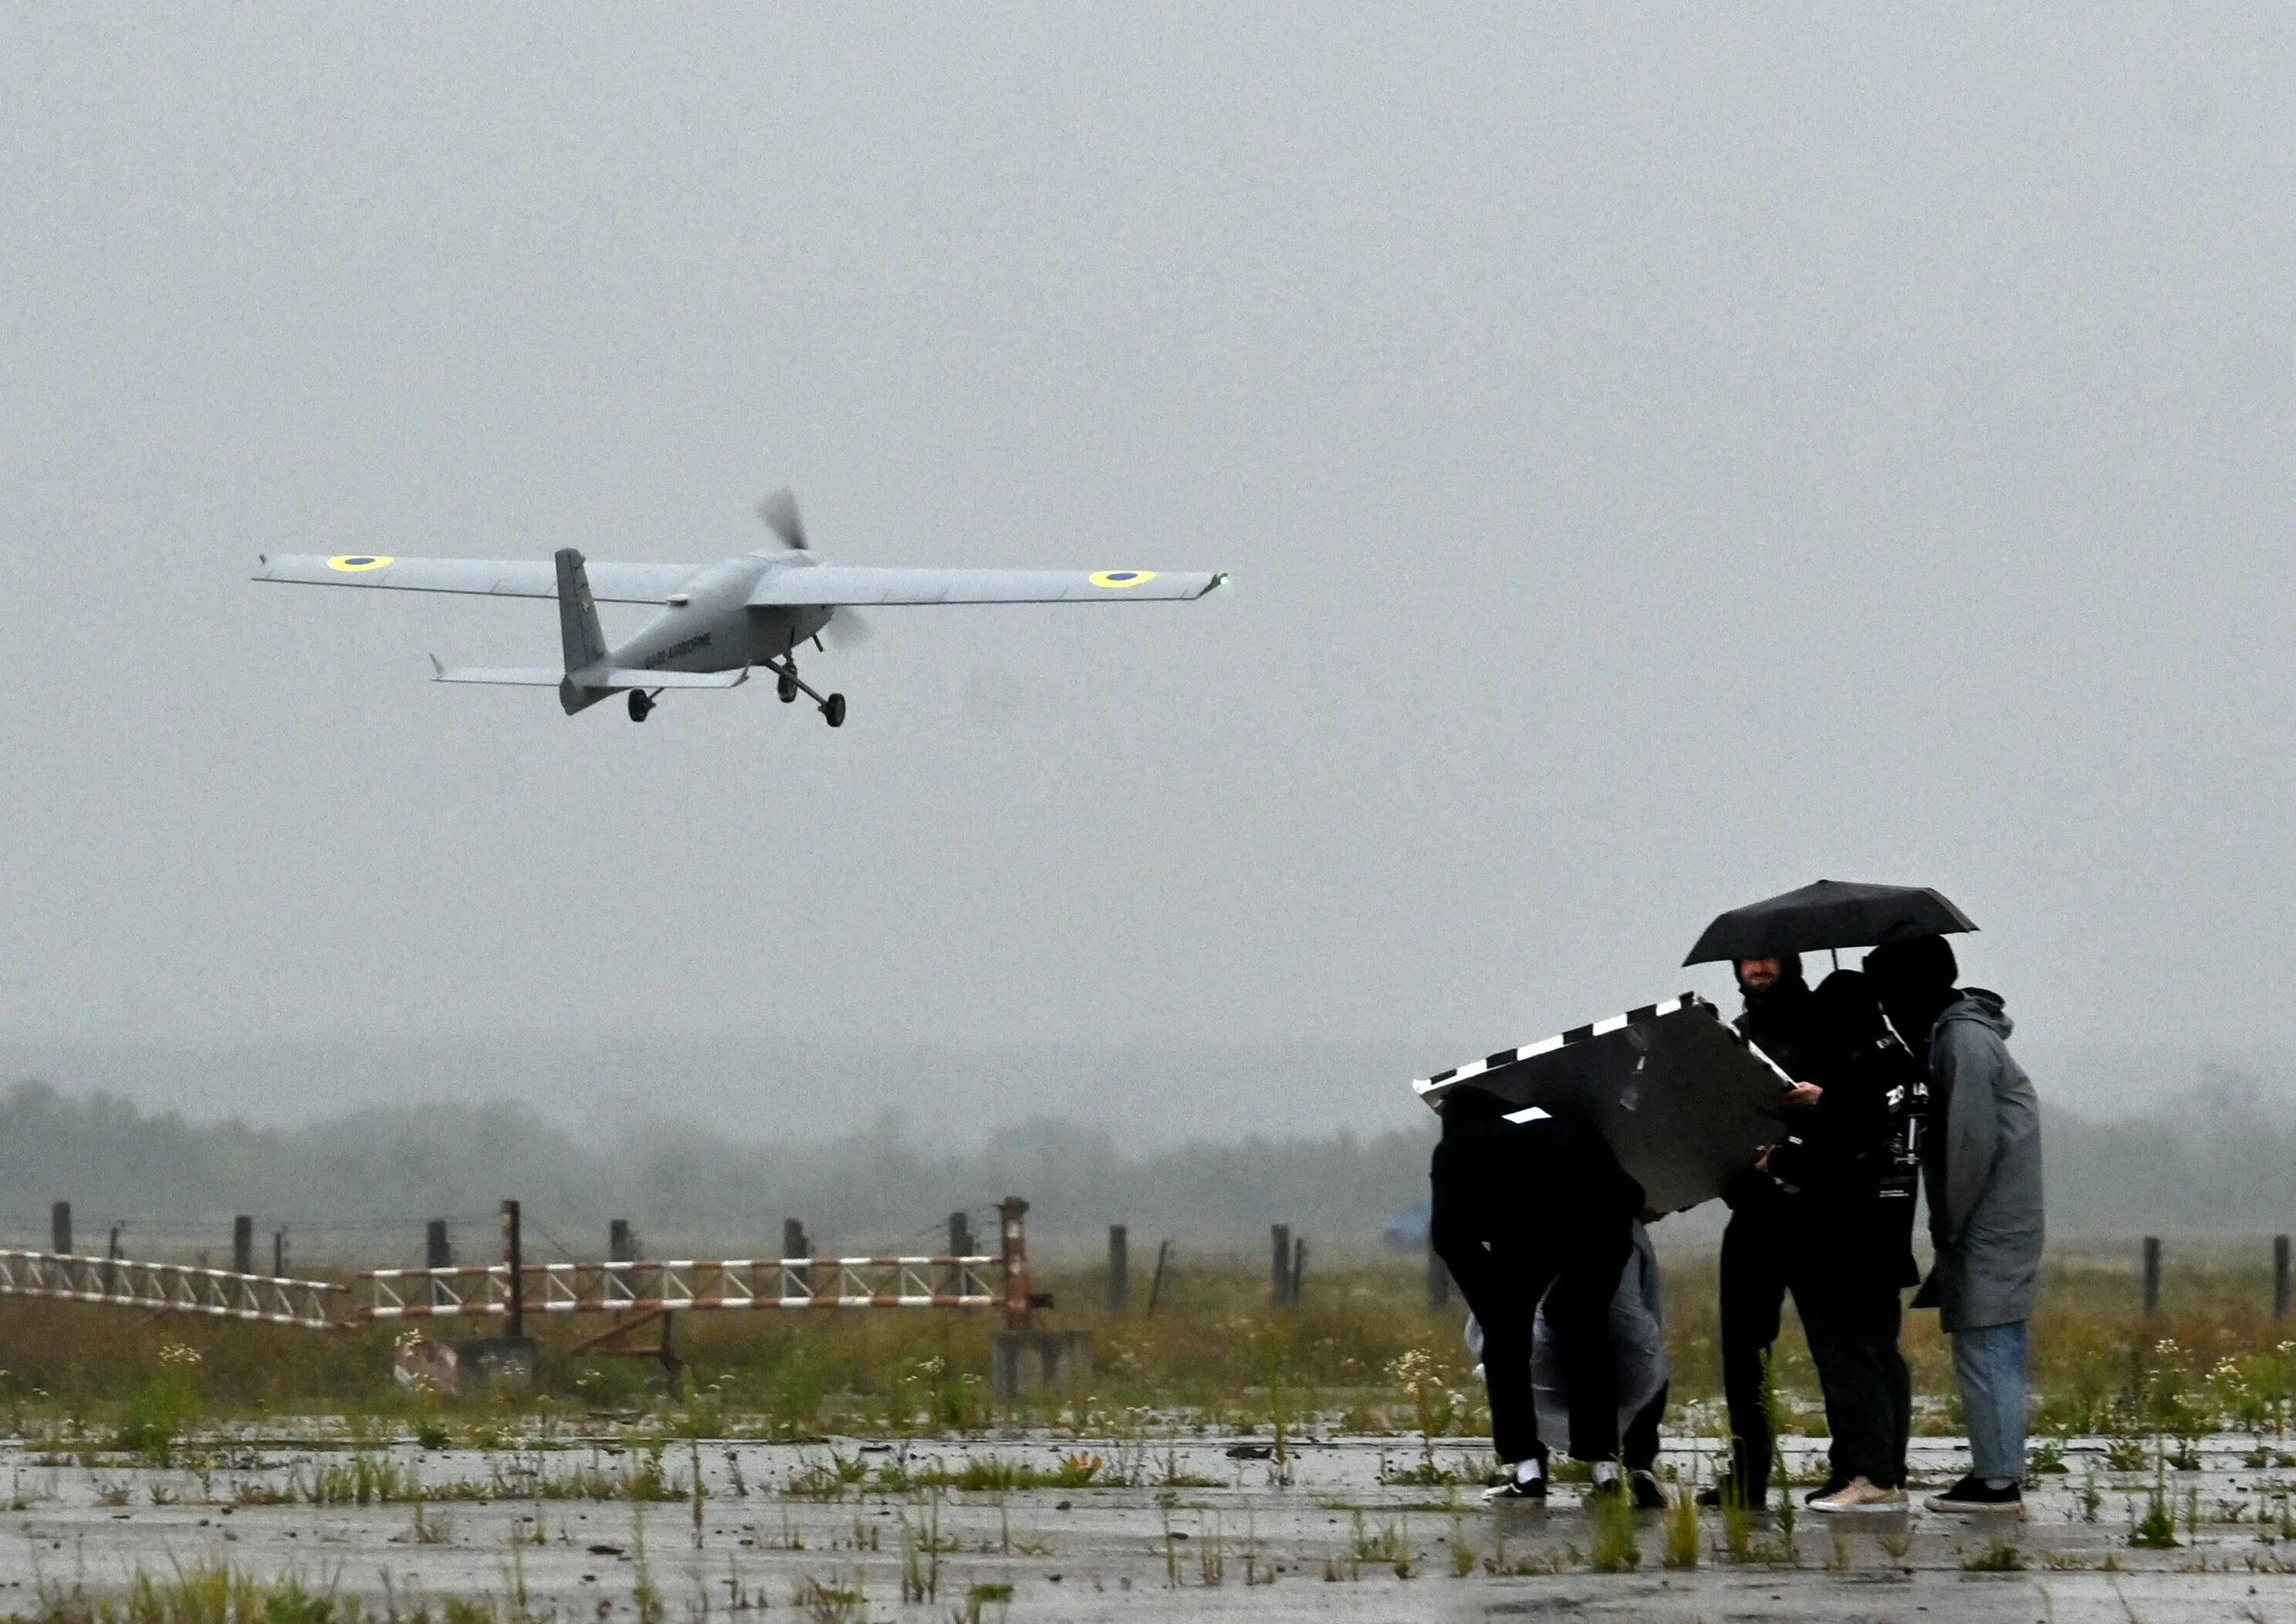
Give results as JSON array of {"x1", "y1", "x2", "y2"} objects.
[
  {"x1": 1864, "y1": 932, "x2": 2042, "y2": 1513},
  {"x1": 1771, "y1": 970, "x2": 1926, "y2": 1511},
  {"x1": 1698, "y1": 951, "x2": 1824, "y2": 1508},
  {"x1": 1684, "y1": 881, "x2": 1976, "y2": 1510}
]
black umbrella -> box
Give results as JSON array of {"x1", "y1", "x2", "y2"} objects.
[{"x1": 1682, "y1": 879, "x2": 1976, "y2": 966}]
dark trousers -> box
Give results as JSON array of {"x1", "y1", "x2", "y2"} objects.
[
  {"x1": 1799, "y1": 1281, "x2": 1910, "y2": 1488},
  {"x1": 1717, "y1": 1204, "x2": 1806, "y2": 1499},
  {"x1": 1624, "y1": 1381, "x2": 1668, "y2": 1476},
  {"x1": 1431, "y1": 1110, "x2": 1636, "y2": 1466}
]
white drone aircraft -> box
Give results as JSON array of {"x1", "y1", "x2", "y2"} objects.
[{"x1": 255, "y1": 489, "x2": 1226, "y2": 724}]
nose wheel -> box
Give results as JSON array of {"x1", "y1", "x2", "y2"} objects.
[
  {"x1": 627, "y1": 690, "x2": 655, "y2": 723},
  {"x1": 822, "y1": 693, "x2": 846, "y2": 728}
]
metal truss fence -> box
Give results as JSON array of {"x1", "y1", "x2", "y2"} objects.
[
  {"x1": 361, "y1": 1256, "x2": 1004, "y2": 1321},
  {"x1": 0, "y1": 1250, "x2": 345, "y2": 1330}
]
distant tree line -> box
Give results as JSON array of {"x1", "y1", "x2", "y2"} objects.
[{"x1": 0, "y1": 1070, "x2": 2288, "y2": 1263}]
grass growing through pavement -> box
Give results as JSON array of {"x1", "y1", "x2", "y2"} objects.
[{"x1": 5, "y1": 1247, "x2": 2296, "y2": 1448}]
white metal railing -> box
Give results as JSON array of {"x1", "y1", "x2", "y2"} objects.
[
  {"x1": 360, "y1": 1256, "x2": 1003, "y2": 1321},
  {"x1": 0, "y1": 1250, "x2": 345, "y2": 1329}
]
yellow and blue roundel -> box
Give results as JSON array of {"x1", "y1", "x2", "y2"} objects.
[
  {"x1": 1089, "y1": 570, "x2": 1157, "y2": 589},
  {"x1": 327, "y1": 555, "x2": 394, "y2": 573}
]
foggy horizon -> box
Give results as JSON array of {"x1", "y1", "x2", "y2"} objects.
[{"x1": 5, "y1": 9, "x2": 2292, "y2": 1147}]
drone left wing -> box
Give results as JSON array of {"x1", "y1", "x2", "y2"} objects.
[
  {"x1": 748, "y1": 566, "x2": 1225, "y2": 606},
  {"x1": 254, "y1": 553, "x2": 698, "y2": 604}
]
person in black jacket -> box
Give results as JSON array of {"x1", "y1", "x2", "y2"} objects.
[
  {"x1": 1767, "y1": 969, "x2": 1924, "y2": 1512},
  {"x1": 1701, "y1": 953, "x2": 1825, "y2": 1509},
  {"x1": 1429, "y1": 1090, "x2": 1645, "y2": 1501}
]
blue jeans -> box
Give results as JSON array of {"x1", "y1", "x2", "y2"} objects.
[{"x1": 1953, "y1": 1320, "x2": 2030, "y2": 1483}]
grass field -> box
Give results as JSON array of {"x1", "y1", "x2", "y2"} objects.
[{"x1": 1, "y1": 1246, "x2": 2291, "y2": 1455}]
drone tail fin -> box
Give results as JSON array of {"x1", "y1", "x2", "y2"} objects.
[{"x1": 555, "y1": 548, "x2": 609, "y2": 673}]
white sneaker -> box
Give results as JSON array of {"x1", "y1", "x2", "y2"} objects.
[{"x1": 1810, "y1": 1477, "x2": 1906, "y2": 1513}]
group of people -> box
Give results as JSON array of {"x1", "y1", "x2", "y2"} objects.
[{"x1": 1429, "y1": 932, "x2": 2044, "y2": 1514}]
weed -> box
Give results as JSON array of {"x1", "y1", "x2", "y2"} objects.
[
  {"x1": 2131, "y1": 1473, "x2": 2180, "y2": 1549},
  {"x1": 1963, "y1": 1537, "x2": 2027, "y2": 1572},
  {"x1": 1198, "y1": 1513, "x2": 1226, "y2": 1585},
  {"x1": 791, "y1": 1573, "x2": 866, "y2": 1623},
  {"x1": 1588, "y1": 1485, "x2": 1639, "y2": 1572},
  {"x1": 951, "y1": 1581, "x2": 1014, "y2": 1623},
  {"x1": 1662, "y1": 1476, "x2": 1699, "y2": 1569},
  {"x1": 1449, "y1": 1514, "x2": 1477, "y2": 1577},
  {"x1": 2105, "y1": 1437, "x2": 2151, "y2": 1473},
  {"x1": 631, "y1": 1505, "x2": 661, "y2": 1624}
]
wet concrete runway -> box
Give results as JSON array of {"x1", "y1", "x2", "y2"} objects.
[{"x1": 6, "y1": 1429, "x2": 2296, "y2": 1620}]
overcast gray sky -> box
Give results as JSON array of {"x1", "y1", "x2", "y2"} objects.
[{"x1": 2, "y1": 7, "x2": 2290, "y2": 1136}]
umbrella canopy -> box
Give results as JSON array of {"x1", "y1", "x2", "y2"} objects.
[{"x1": 1682, "y1": 879, "x2": 1976, "y2": 966}]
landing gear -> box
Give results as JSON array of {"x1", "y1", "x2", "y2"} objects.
[
  {"x1": 766, "y1": 658, "x2": 848, "y2": 729},
  {"x1": 627, "y1": 690, "x2": 655, "y2": 723}
]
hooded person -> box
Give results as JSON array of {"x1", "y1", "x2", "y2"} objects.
[
  {"x1": 1700, "y1": 952, "x2": 1827, "y2": 1510},
  {"x1": 1770, "y1": 969, "x2": 1926, "y2": 1511},
  {"x1": 1429, "y1": 1088, "x2": 1644, "y2": 1502},
  {"x1": 1865, "y1": 933, "x2": 2043, "y2": 1514}
]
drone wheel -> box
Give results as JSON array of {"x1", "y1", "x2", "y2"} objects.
[
  {"x1": 627, "y1": 690, "x2": 653, "y2": 723},
  {"x1": 777, "y1": 672, "x2": 798, "y2": 703},
  {"x1": 822, "y1": 693, "x2": 847, "y2": 729}
]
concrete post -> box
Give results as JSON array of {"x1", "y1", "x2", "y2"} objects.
[
  {"x1": 272, "y1": 1229, "x2": 286, "y2": 1277},
  {"x1": 1270, "y1": 1225, "x2": 1292, "y2": 1308},
  {"x1": 49, "y1": 1202, "x2": 70, "y2": 1257},
  {"x1": 2277, "y1": 1235, "x2": 2291, "y2": 1322},
  {"x1": 232, "y1": 1216, "x2": 253, "y2": 1276},
  {"x1": 2142, "y1": 1236, "x2": 2162, "y2": 1317},
  {"x1": 1290, "y1": 1237, "x2": 1307, "y2": 1304},
  {"x1": 427, "y1": 1220, "x2": 452, "y2": 1269},
  {"x1": 609, "y1": 1220, "x2": 634, "y2": 1262},
  {"x1": 1107, "y1": 1225, "x2": 1130, "y2": 1314},
  {"x1": 1147, "y1": 1240, "x2": 1171, "y2": 1318}
]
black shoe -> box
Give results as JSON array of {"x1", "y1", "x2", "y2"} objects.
[
  {"x1": 1581, "y1": 1473, "x2": 1627, "y2": 1506},
  {"x1": 1924, "y1": 1473, "x2": 2022, "y2": 1514},
  {"x1": 1696, "y1": 1474, "x2": 1764, "y2": 1509},
  {"x1": 1483, "y1": 1474, "x2": 1547, "y2": 1503},
  {"x1": 1630, "y1": 1471, "x2": 1668, "y2": 1511}
]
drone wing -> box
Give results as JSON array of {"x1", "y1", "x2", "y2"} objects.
[
  {"x1": 254, "y1": 553, "x2": 697, "y2": 604},
  {"x1": 747, "y1": 566, "x2": 1226, "y2": 606}
]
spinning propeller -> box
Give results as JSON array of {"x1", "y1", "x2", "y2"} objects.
[{"x1": 758, "y1": 487, "x2": 871, "y2": 647}]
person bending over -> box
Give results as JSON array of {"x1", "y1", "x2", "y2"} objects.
[
  {"x1": 1430, "y1": 1089, "x2": 1643, "y2": 1501},
  {"x1": 1469, "y1": 1218, "x2": 1672, "y2": 1507}
]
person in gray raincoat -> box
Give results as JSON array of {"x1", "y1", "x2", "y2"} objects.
[{"x1": 1865, "y1": 933, "x2": 2043, "y2": 1513}]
